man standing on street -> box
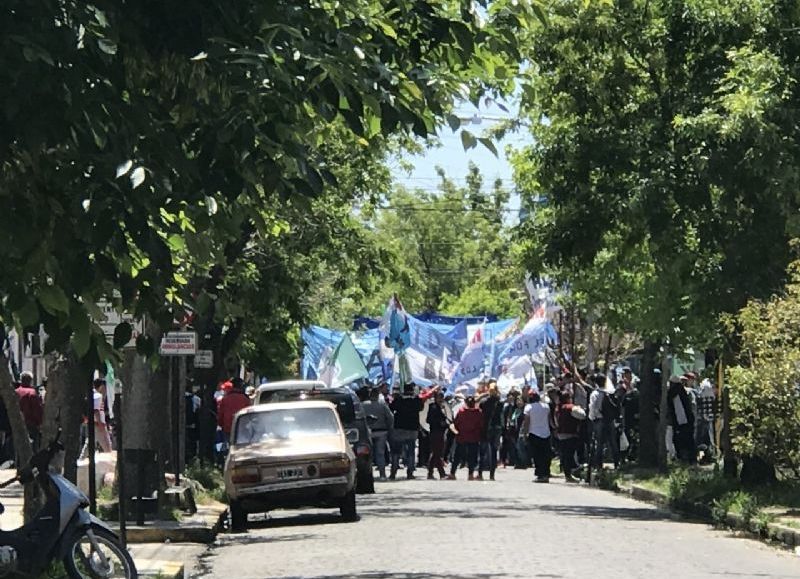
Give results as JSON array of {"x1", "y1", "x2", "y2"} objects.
[
  {"x1": 16, "y1": 372, "x2": 43, "y2": 453},
  {"x1": 363, "y1": 386, "x2": 394, "y2": 480},
  {"x1": 478, "y1": 381, "x2": 503, "y2": 481},
  {"x1": 522, "y1": 390, "x2": 552, "y2": 482},
  {"x1": 390, "y1": 382, "x2": 424, "y2": 480},
  {"x1": 426, "y1": 387, "x2": 450, "y2": 480},
  {"x1": 217, "y1": 378, "x2": 251, "y2": 446}
]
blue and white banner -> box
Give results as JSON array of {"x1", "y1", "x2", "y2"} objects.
[{"x1": 301, "y1": 313, "x2": 557, "y2": 390}]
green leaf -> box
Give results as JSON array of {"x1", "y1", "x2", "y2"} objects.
[
  {"x1": 38, "y1": 286, "x2": 70, "y2": 315},
  {"x1": 113, "y1": 322, "x2": 133, "y2": 349},
  {"x1": 460, "y1": 130, "x2": 477, "y2": 150},
  {"x1": 15, "y1": 299, "x2": 39, "y2": 327},
  {"x1": 479, "y1": 137, "x2": 499, "y2": 156},
  {"x1": 446, "y1": 114, "x2": 462, "y2": 132},
  {"x1": 72, "y1": 325, "x2": 91, "y2": 358}
]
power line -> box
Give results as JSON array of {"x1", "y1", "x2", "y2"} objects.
[{"x1": 377, "y1": 205, "x2": 523, "y2": 213}]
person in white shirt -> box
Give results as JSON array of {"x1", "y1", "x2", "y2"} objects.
[
  {"x1": 588, "y1": 374, "x2": 621, "y2": 468},
  {"x1": 521, "y1": 391, "x2": 552, "y2": 482}
]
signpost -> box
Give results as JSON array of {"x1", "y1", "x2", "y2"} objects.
[
  {"x1": 159, "y1": 332, "x2": 197, "y2": 356},
  {"x1": 194, "y1": 350, "x2": 213, "y2": 369},
  {"x1": 160, "y1": 332, "x2": 196, "y2": 486}
]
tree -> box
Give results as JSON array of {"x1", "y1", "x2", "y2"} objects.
[
  {"x1": 366, "y1": 163, "x2": 524, "y2": 315},
  {"x1": 513, "y1": 0, "x2": 800, "y2": 465}
]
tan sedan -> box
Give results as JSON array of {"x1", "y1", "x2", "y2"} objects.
[{"x1": 224, "y1": 401, "x2": 357, "y2": 530}]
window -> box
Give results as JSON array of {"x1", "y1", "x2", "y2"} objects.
[{"x1": 234, "y1": 408, "x2": 340, "y2": 446}]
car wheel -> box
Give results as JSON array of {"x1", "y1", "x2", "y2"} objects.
[
  {"x1": 339, "y1": 490, "x2": 357, "y2": 522},
  {"x1": 229, "y1": 500, "x2": 247, "y2": 532}
]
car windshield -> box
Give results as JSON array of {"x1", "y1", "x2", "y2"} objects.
[
  {"x1": 259, "y1": 390, "x2": 356, "y2": 423},
  {"x1": 234, "y1": 408, "x2": 340, "y2": 446}
]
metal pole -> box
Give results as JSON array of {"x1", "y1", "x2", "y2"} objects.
[
  {"x1": 173, "y1": 357, "x2": 180, "y2": 486},
  {"x1": 116, "y1": 383, "x2": 126, "y2": 547},
  {"x1": 88, "y1": 378, "x2": 96, "y2": 515}
]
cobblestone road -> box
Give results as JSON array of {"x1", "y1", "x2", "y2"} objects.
[{"x1": 194, "y1": 469, "x2": 799, "y2": 579}]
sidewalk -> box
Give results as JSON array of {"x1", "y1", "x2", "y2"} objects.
[{"x1": 0, "y1": 470, "x2": 209, "y2": 577}]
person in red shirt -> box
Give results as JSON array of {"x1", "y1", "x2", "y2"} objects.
[
  {"x1": 16, "y1": 372, "x2": 44, "y2": 452},
  {"x1": 447, "y1": 396, "x2": 483, "y2": 480},
  {"x1": 217, "y1": 378, "x2": 251, "y2": 444}
]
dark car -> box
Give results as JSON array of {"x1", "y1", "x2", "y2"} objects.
[{"x1": 255, "y1": 381, "x2": 375, "y2": 494}]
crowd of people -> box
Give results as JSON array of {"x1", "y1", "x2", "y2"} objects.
[{"x1": 360, "y1": 366, "x2": 718, "y2": 483}]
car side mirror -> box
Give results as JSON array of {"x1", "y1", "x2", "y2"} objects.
[{"x1": 346, "y1": 429, "x2": 360, "y2": 444}]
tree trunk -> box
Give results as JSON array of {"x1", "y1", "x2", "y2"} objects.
[
  {"x1": 41, "y1": 353, "x2": 85, "y2": 483},
  {"x1": 119, "y1": 325, "x2": 168, "y2": 504},
  {"x1": 721, "y1": 384, "x2": 738, "y2": 478},
  {"x1": 637, "y1": 340, "x2": 659, "y2": 467},
  {"x1": 657, "y1": 355, "x2": 671, "y2": 469}
]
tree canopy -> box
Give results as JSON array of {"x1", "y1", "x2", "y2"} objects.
[
  {"x1": 513, "y1": 0, "x2": 800, "y2": 347},
  {"x1": 0, "y1": 0, "x2": 536, "y2": 365}
]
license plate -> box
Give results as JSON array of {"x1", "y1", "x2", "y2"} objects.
[{"x1": 277, "y1": 467, "x2": 303, "y2": 480}]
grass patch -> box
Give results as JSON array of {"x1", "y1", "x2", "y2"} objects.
[
  {"x1": 185, "y1": 459, "x2": 228, "y2": 505},
  {"x1": 619, "y1": 464, "x2": 800, "y2": 535}
]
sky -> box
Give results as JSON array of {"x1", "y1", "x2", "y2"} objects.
[{"x1": 389, "y1": 99, "x2": 532, "y2": 224}]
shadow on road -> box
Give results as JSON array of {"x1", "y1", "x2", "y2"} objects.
[
  {"x1": 262, "y1": 573, "x2": 530, "y2": 579},
  {"x1": 536, "y1": 503, "x2": 671, "y2": 521}
]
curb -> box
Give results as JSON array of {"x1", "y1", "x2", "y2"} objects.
[
  {"x1": 111, "y1": 503, "x2": 228, "y2": 544},
  {"x1": 139, "y1": 562, "x2": 184, "y2": 578},
  {"x1": 615, "y1": 482, "x2": 800, "y2": 549}
]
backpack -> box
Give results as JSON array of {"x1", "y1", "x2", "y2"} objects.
[{"x1": 601, "y1": 391, "x2": 620, "y2": 421}]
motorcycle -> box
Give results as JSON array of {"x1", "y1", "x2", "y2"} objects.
[{"x1": 0, "y1": 431, "x2": 137, "y2": 578}]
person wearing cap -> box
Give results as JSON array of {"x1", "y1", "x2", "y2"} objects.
[
  {"x1": 217, "y1": 378, "x2": 251, "y2": 445},
  {"x1": 667, "y1": 375, "x2": 696, "y2": 464},
  {"x1": 363, "y1": 387, "x2": 394, "y2": 480},
  {"x1": 389, "y1": 382, "x2": 424, "y2": 480}
]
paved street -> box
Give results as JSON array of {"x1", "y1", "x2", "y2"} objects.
[{"x1": 194, "y1": 469, "x2": 799, "y2": 579}]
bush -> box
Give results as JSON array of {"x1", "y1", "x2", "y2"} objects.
[
  {"x1": 712, "y1": 492, "x2": 738, "y2": 526},
  {"x1": 667, "y1": 468, "x2": 738, "y2": 508},
  {"x1": 727, "y1": 257, "x2": 800, "y2": 476}
]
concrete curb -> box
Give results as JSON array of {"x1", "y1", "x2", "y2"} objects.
[
  {"x1": 615, "y1": 482, "x2": 800, "y2": 549},
  {"x1": 110, "y1": 502, "x2": 227, "y2": 544}
]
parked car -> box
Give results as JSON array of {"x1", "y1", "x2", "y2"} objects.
[
  {"x1": 224, "y1": 401, "x2": 357, "y2": 531},
  {"x1": 255, "y1": 382, "x2": 375, "y2": 494}
]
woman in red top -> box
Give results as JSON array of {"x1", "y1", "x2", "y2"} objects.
[
  {"x1": 447, "y1": 396, "x2": 483, "y2": 480},
  {"x1": 555, "y1": 391, "x2": 582, "y2": 482}
]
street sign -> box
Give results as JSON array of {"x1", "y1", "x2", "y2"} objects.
[
  {"x1": 194, "y1": 350, "x2": 213, "y2": 368},
  {"x1": 159, "y1": 332, "x2": 197, "y2": 356}
]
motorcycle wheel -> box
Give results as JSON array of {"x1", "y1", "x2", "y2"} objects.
[{"x1": 63, "y1": 526, "x2": 138, "y2": 579}]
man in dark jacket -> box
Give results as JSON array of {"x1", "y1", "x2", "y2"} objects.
[
  {"x1": 667, "y1": 376, "x2": 696, "y2": 464},
  {"x1": 478, "y1": 381, "x2": 503, "y2": 480},
  {"x1": 389, "y1": 382, "x2": 423, "y2": 480},
  {"x1": 426, "y1": 388, "x2": 449, "y2": 479}
]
